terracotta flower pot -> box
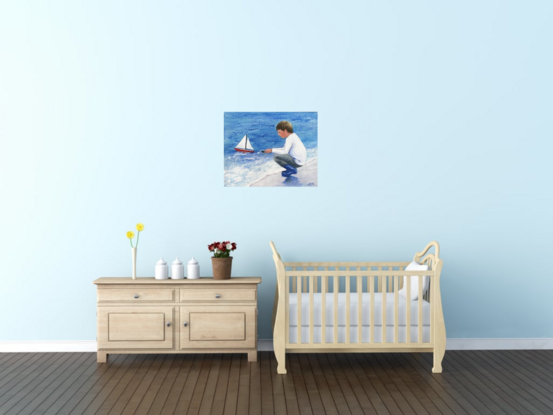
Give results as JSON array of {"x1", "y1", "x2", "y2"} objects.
[{"x1": 212, "y1": 257, "x2": 233, "y2": 280}]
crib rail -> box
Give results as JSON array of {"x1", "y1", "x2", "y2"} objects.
[{"x1": 283, "y1": 267, "x2": 434, "y2": 348}]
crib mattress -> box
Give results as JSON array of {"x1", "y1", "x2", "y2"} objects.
[
  {"x1": 289, "y1": 325, "x2": 431, "y2": 344},
  {"x1": 289, "y1": 293, "x2": 431, "y2": 327}
]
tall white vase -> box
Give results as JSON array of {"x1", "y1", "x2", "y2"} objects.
[{"x1": 131, "y1": 247, "x2": 137, "y2": 279}]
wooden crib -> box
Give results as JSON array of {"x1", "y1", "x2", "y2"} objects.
[{"x1": 270, "y1": 241, "x2": 446, "y2": 374}]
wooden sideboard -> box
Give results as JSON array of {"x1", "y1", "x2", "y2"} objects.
[{"x1": 93, "y1": 277, "x2": 261, "y2": 363}]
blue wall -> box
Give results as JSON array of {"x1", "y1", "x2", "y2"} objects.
[{"x1": 1, "y1": 1, "x2": 552, "y2": 341}]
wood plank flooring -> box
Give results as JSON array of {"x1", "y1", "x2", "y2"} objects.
[{"x1": 0, "y1": 351, "x2": 552, "y2": 414}]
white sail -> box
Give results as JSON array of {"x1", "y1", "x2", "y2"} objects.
[
  {"x1": 235, "y1": 135, "x2": 254, "y2": 151},
  {"x1": 236, "y1": 135, "x2": 247, "y2": 149}
]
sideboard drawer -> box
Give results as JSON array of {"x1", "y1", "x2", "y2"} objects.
[
  {"x1": 180, "y1": 288, "x2": 256, "y2": 302},
  {"x1": 98, "y1": 288, "x2": 175, "y2": 303}
]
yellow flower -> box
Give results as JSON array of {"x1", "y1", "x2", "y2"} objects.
[
  {"x1": 126, "y1": 231, "x2": 135, "y2": 239},
  {"x1": 136, "y1": 223, "x2": 144, "y2": 232}
]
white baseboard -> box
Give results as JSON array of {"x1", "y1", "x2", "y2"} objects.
[
  {"x1": 445, "y1": 338, "x2": 553, "y2": 350},
  {"x1": 0, "y1": 341, "x2": 97, "y2": 353},
  {"x1": 1, "y1": 338, "x2": 552, "y2": 353}
]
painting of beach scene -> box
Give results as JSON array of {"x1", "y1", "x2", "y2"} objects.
[{"x1": 224, "y1": 112, "x2": 318, "y2": 187}]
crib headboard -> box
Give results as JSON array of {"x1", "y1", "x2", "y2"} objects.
[
  {"x1": 270, "y1": 241, "x2": 281, "y2": 263},
  {"x1": 413, "y1": 241, "x2": 440, "y2": 270}
]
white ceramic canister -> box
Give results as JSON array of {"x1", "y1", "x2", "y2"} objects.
[
  {"x1": 171, "y1": 257, "x2": 184, "y2": 279},
  {"x1": 155, "y1": 258, "x2": 168, "y2": 280},
  {"x1": 187, "y1": 257, "x2": 200, "y2": 279}
]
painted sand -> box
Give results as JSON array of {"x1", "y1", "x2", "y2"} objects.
[{"x1": 249, "y1": 158, "x2": 318, "y2": 187}]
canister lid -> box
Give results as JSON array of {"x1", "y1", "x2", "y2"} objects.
[
  {"x1": 188, "y1": 257, "x2": 198, "y2": 265},
  {"x1": 156, "y1": 258, "x2": 167, "y2": 265},
  {"x1": 172, "y1": 257, "x2": 183, "y2": 265}
]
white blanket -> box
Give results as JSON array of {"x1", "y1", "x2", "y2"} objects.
[{"x1": 289, "y1": 293, "x2": 431, "y2": 327}]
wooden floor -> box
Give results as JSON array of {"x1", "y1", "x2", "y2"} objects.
[{"x1": 0, "y1": 351, "x2": 552, "y2": 414}]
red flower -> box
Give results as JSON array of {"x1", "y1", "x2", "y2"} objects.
[
  {"x1": 231, "y1": 243, "x2": 237, "y2": 250},
  {"x1": 218, "y1": 243, "x2": 226, "y2": 251}
]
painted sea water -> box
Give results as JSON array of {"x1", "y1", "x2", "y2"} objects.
[{"x1": 224, "y1": 112, "x2": 318, "y2": 187}]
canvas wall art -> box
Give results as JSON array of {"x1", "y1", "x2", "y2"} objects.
[{"x1": 224, "y1": 112, "x2": 318, "y2": 187}]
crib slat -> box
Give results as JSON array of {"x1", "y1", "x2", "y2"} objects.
[
  {"x1": 430, "y1": 275, "x2": 434, "y2": 345},
  {"x1": 309, "y1": 275, "x2": 314, "y2": 345},
  {"x1": 286, "y1": 275, "x2": 290, "y2": 345},
  {"x1": 297, "y1": 276, "x2": 302, "y2": 344},
  {"x1": 334, "y1": 275, "x2": 338, "y2": 344},
  {"x1": 382, "y1": 276, "x2": 387, "y2": 343},
  {"x1": 292, "y1": 267, "x2": 297, "y2": 293},
  {"x1": 357, "y1": 276, "x2": 362, "y2": 344},
  {"x1": 427, "y1": 279, "x2": 431, "y2": 302},
  {"x1": 418, "y1": 275, "x2": 423, "y2": 344},
  {"x1": 370, "y1": 276, "x2": 374, "y2": 344},
  {"x1": 314, "y1": 273, "x2": 318, "y2": 293},
  {"x1": 323, "y1": 267, "x2": 328, "y2": 292},
  {"x1": 321, "y1": 275, "x2": 326, "y2": 345},
  {"x1": 406, "y1": 271, "x2": 411, "y2": 344},
  {"x1": 394, "y1": 275, "x2": 399, "y2": 344},
  {"x1": 346, "y1": 274, "x2": 351, "y2": 344},
  {"x1": 377, "y1": 267, "x2": 382, "y2": 292}
]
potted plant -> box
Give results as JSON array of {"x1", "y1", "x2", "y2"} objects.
[{"x1": 208, "y1": 241, "x2": 236, "y2": 280}]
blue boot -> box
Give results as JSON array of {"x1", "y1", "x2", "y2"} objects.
[{"x1": 281, "y1": 164, "x2": 297, "y2": 176}]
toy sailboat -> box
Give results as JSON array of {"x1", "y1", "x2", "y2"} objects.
[{"x1": 234, "y1": 134, "x2": 254, "y2": 153}]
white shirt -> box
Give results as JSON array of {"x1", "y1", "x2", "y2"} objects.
[{"x1": 272, "y1": 133, "x2": 307, "y2": 166}]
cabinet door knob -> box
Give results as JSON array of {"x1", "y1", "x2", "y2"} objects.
[
  {"x1": 166, "y1": 322, "x2": 171, "y2": 327},
  {"x1": 215, "y1": 294, "x2": 221, "y2": 298},
  {"x1": 183, "y1": 322, "x2": 188, "y2": 327},
  {"x1": 134, "y1": 294, "x2": 139, "y2": 299}
]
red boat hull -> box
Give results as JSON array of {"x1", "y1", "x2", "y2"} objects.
[{"x1": 235, "y1": 148, "x2": 254, "y2": 153}]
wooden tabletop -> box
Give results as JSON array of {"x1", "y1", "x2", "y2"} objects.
[{"x1": 93, "y1": 277, "x2": 262, "y2": 285}]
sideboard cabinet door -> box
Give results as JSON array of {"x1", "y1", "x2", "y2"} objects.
[
  {"x1": 180, "y1": 305, "x2": 256, "y2": 349},
  {"x1": 98, "y1": 306, "x2": 174, "y2": 350}
]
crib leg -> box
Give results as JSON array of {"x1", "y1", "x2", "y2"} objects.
[
  {"x1": 432, "y1": 346, "x2": 445, "y2": 373},
  {"x1": 275, "y1": 351, "x2": 286, "y2": 374},
  {"x1": 274, "y1": 338, "x2": 287, "y2": 374},
  {"x1": 432, "y1": 322, "x2": 446, "y2": 373}
]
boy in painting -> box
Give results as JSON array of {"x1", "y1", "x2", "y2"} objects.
[{"x1": 264, "y1": 121, "x2": 307, "y2": 177}]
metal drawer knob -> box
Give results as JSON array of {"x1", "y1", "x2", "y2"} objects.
[
  {"x1": 167, "y1": 322, "x2": 171, "y2": 327},
  {"x1": 215, "y1": 294, "x2": 221, "y2": 298},
  {"x1": 134, "y1": 295, "x2": 139, "y2": 299},
  {"x1": 183, "y1": 322, "x2": 188, "y2": 327}
]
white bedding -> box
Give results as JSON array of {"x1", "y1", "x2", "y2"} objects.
[
  {"x1": 289, "y1": 293, "x2": 431, "y2": 327},
  {"x1": 289, "y1": 325, "x2": 431, "y2": 344}
]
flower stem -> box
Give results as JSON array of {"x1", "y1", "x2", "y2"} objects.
[
  {"x1": 129, "y1": 238, "x2": 134, "y2": 248},
  {"x1": 136, "y1": 231, "x2": 140, "y2": 248}
]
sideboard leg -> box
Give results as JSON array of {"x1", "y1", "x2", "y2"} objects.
[
  {"x1": 97, "y1": 351, "x2": 108, "y2": 363},
  {"x1": 247, "y1": 351, "x2": 257, "y2": 362}
]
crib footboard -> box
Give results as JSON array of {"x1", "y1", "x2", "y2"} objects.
[{"x1": 270, "y1": 241, "x2": 445, "y2": 375}]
